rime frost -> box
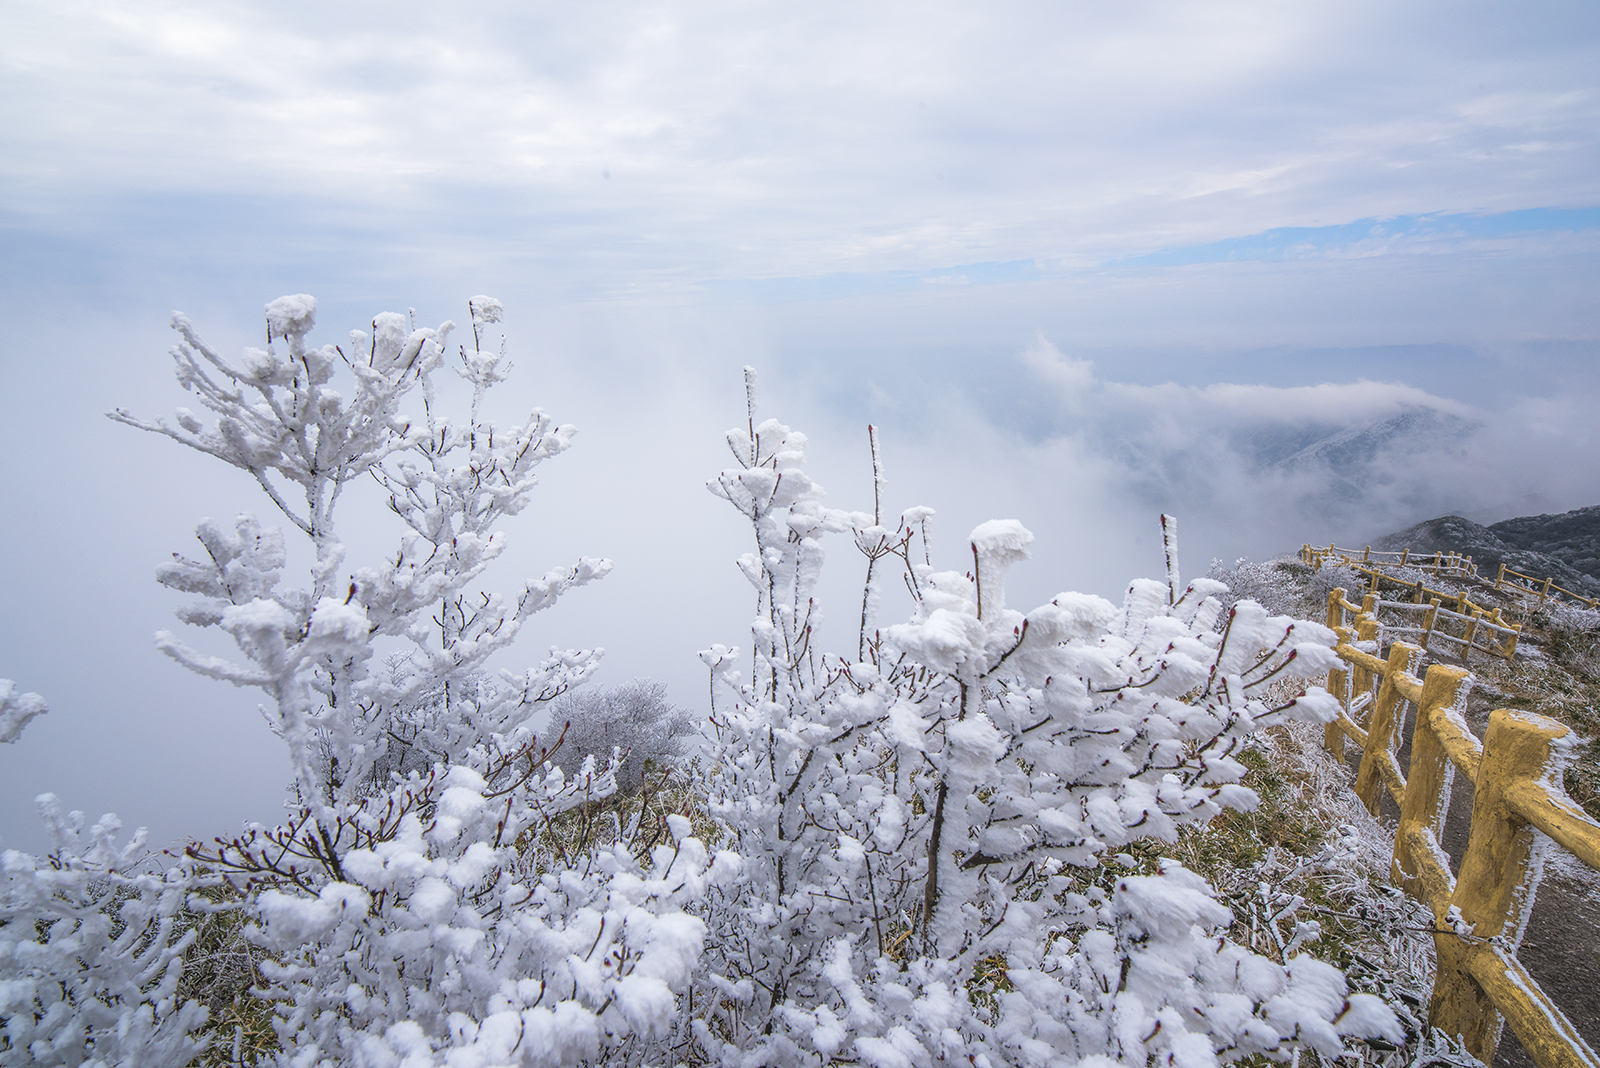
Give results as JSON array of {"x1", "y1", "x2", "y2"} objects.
[
  {"x1": 0, "y1": 682, "x2": 46, "y2": 745},
  {"x1": 61, "y1": 295, "x2": 707, "y2": 1065},
  {"x1": 0, "y1": 797, "x2": 207, "y2": 1067},
  {"x1": 687, "y1": 370, "x2": 1394, "y2": 1067},
  {"x1": 2, "y1": 318, "x2": 1400, "y2": 1067}
]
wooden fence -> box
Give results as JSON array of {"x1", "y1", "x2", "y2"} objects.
[
  {"x1": 1496, "y1": 564, "x2": 1600, "y2": 611},
  {"x1": 1301, "y1": 547, "x2": 1522, "y2": 660},
  {"x1": 1322, "y1": 587, "x2": 1600, "y2": 1068},
  {"x1": 1304, "y1": 543, "x2": 1600, "y2": 613},
  {"x1": 1305, "y1": 543, "x2": 1479, "y2": 579}
]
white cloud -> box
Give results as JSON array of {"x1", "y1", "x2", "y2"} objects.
[
  {"x1": 2, "y1": 0, "x2": 1597, "y2": 287},
  {"x1": 1023, "y1": 335, "x2": 1472, "y2": 424}
]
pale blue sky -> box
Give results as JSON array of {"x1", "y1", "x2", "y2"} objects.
[{"x1": 2, "y1": 0, "x2": 1597, "y2": 851}]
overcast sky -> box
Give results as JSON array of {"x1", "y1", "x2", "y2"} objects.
[{"x1": 2, "y1": 0, "x2": 1597, "y2": 852}]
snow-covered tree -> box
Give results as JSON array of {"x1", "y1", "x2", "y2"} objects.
[
  {"x1": 108, "y1": 295, "x2": 733, "y2": 1065},
  {"x1": 548, "y1": 681, "x2": 699, "y2": 794},
  {"x1": 687, "y1": 370, "x2": 1400, "y2": 1067}
]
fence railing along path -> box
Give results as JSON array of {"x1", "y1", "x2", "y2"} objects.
[
  {"x1": 1305, "y1": 543, "x2": 1480, "y2": 579},
  {"x1": 1301, "y1": 547, "x2": 1524, "y2": 660},
  {"x1": 1321, "y1": 586, "x2": 1600, "y2": 1068},
  {"x1": 1494, "y1": 564, "x2": 1600, "y2": 612},
  {"x1": 1304, "y1": 543, "x2": 1600, "y2": 613}
]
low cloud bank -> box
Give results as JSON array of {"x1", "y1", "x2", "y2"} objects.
[{"x1": 990, "y1": 336, "x2": 1600, "y2": 563}]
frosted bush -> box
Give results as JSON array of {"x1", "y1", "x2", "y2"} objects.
[
  {"x1": 1, "y1": 795, "x2": 208, "y2": 1067},
  {"x1": 1207, "y1": 557, "x2": 1359, "y2": 620},
  {"x1": 0, "y1": 681, "x2": 47, "y2": 746},
  {"x1": 547, "y1": 681, "x2": 698, "y2": 793},
  {"x1": 107, "y1": 295, "x2": 724, "y2": 1065},
  {"x1": 1545, "y1": 602, "x2": 1600, "y2": 632},
  {"x1": 1537, "y1": 601, "x2": 1600, "y2": 678},
  {"x1": 687, "y1": 371, "x2": 1400, "y2": 1067},
  {"x1": 112, "y1": 296, "x2": 612, "y2": 808}
]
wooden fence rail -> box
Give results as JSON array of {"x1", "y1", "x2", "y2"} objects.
[
  {"x1": 1371, "y1": 597, "x2": 1520, "y2": 662},
  {"x1": 1302, "y1": 548, "x2": 1522, "y2": 660},
  {"x1": 1303, "y1": 543, "x2": 1600, "y2": 613},
  {"x1": 1496, "y1": 564, "x2": 1600, "y2": 611},
  {"x1": 1321, "y1": 587, "x2": 1600, "y2": 1068},
  {"x1": 1306, "y1": 543, "x2": 1480, "y2": 579}
]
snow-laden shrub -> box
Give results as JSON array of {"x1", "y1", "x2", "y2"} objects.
[
  {"x1": 1, "y1": 794, "x2": 208, "y2": 1067},
  {"x1": 688, "y1": 371, "x2": 1401, "y2": 1067},
  {"x1": 1537, "y1": 601, "x2": 1600, "y2": 670},
  {"x1": 112, "y1": 296, "x2": 611, "y2": 808},
  {"x1": 1207, "y1": 557, "x2": 1359, "y2": 620},
  {"x1": 104, "y1": 295, "x2": 729, "y2": 1065},
  {"x1": 547, "y1": 681, "x2": 699, "y2": 794},
  {"x1": 239, "y1": 772, "x2": 736, "y2": 1067}
]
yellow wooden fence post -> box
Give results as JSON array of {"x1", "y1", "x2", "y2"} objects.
[
  {"x1": 1325, "y1": 589, "x2": 1350, "y2": 756},
  {"x1": 1355, "y1": 641, "x2": 1421, "y2": 814},
  {"x1": 1400, "y1": 548, "x2": 1410, "y2": 566},
  {"x1": 1431, "y1": 710, "x2": 1575, "y2": 1064},
  {"x1": 1496, "y1": 563, "x2": 1506, "y2": 590},
  {"x1": 1422, "y1": 597, "x2": 1440, "y2": 653},
  {"x1": 1392, "y1": 664, "x2": 1472, "y2": 903},
  {"x1": 1326, "y1": 625, "x2": 1353, "y2": 757},
  {"x1": 1462, "y1": 610, "x2": 1480, "y2": 665},
  {"x1": 1540, "y1": 577, "x2": 1553, "y2": 606},
  {"x1": 1345, "y1": 613, "x2": 1382, "y2": 747}
]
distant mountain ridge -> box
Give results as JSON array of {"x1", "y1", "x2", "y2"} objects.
[
  {"x1": 1368, "y1": 506, "x2": 1600, "y2": 598},
  {"x1": 1234, "y1": 406, "x2": 1477, "y2": 471}
]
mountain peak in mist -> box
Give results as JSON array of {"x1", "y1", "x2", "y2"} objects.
[{"x1": 1237, "y1": 406, "x2": 1477, "y2": 472}]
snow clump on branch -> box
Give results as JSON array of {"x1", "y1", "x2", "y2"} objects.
[
  {"x1": 1, "y1": 295, "x2": 726, "y2": 1066},
  {"x1": 688, "y1": 368, "x2": 1397, "y2": 1067}
]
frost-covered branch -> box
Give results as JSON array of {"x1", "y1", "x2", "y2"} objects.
[
  {"x1": 0, "y1": 680, "x2": 46, "y2": 745},
  {"x1": 689, "y1": 373, "x2": 1395, "y2": 1067},
  {"x1": 93, "y1": 295, "x2": 714, "y2": 1066},
  {"x1": 1, "y1": 795, "x2": 209, "y2": 1067}
]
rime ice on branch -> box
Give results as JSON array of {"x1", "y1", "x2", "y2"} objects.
[
  {"x1": 0, "y1": 680, "x2": 46, "y2": 745},
  {"x1": 691, "y1": 370, "x2": 1398, "y2": 1068},
  {"x1": 0, "y1": 796, "x2": 208, "y2": 1068},
  {"x1": 98, "y1": 296, "x2": 726, "y2": 1065}
]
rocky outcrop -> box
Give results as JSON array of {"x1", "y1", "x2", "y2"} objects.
[{"x1": 1490, "y1": 506, "x2": 1600, "y2": 585}]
